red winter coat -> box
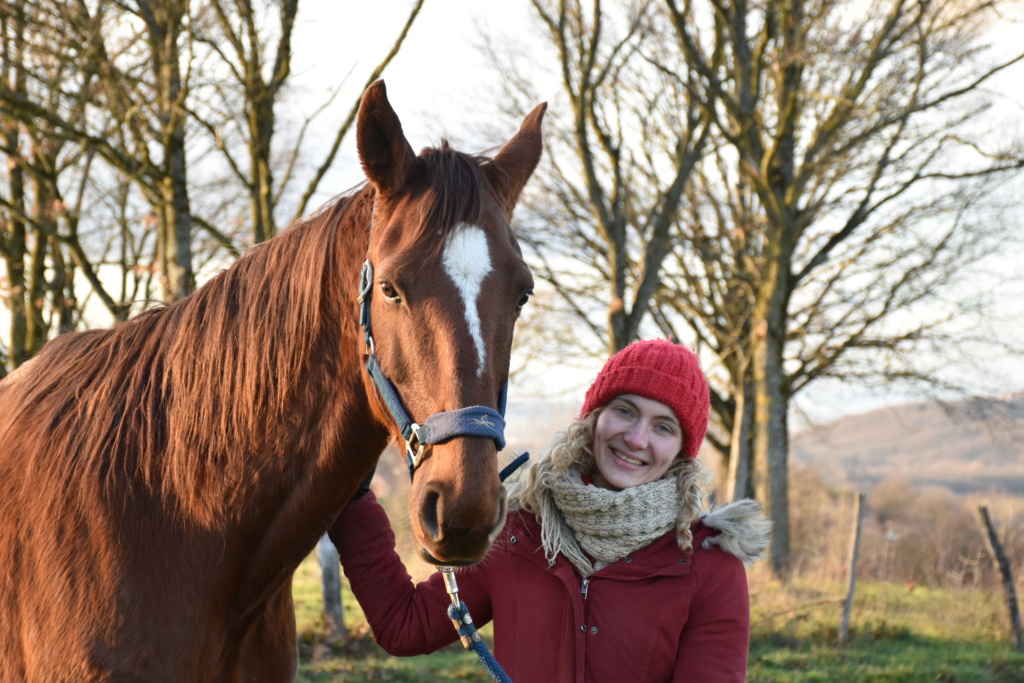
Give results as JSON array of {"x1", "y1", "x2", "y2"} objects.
[{"x1": 329, "y1": 492, "x2": 758, "y2": 683}]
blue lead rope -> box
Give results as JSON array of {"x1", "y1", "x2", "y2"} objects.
[
  {"x1": 499, "y1": 452, "x2": 529, "y2": 482},
  {"x1": 438, "y1": 452, "x2": 529, "y2": 683},
  {"x1": 446, "y1": 597, "x2": 512, "y2": 683}
]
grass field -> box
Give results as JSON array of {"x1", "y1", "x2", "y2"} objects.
[{"x1": 292, "y1": 555, "x2": 1024, "y2": 682}]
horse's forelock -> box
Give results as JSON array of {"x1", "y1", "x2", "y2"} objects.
[{"x1": 410, "y1": 141, "x2": 495, "y2": 257}]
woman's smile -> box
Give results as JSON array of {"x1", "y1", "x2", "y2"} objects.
[{"x1": 610, "y1": 448, "x2": 646, "y2": 468}]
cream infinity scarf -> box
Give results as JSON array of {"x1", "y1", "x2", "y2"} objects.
[{"x1": 539, "y1": 467, "x2": 680, "y2": 577}]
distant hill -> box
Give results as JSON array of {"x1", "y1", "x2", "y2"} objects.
[{"x1": 791, "y1": 392, "x2": 1024, "y2": 495}]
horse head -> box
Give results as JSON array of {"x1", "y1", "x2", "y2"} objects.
[{"x1": 355, "y1": 81, "x2": 545, "y2": 566}]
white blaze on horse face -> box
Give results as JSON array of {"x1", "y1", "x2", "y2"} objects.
[{"x1": 442, "y1": 223, "x2": 492, "y2": 377}]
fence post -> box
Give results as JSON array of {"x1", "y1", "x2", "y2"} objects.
[
  {"x1": 837, "y1": 492, "x2": 865, "y2": 646},
  {"x1": 978, "y1": 506, "x2": 1023, "y2": 651},
  {"x1": 317, "y1": 533, "x2": 347, "y2": 643}
]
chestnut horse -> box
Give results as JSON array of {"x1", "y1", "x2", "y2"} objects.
[{"x1": 0, "y1": 81, "x2": 545, "y2": 682}]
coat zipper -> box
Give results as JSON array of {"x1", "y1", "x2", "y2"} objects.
[{"x1": 581, "y1": 577, "x2": 590, "y2": 600}]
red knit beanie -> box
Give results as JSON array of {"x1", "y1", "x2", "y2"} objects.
[{"x1": 580, "y1": 340, "x2": 709, "y2": 459}]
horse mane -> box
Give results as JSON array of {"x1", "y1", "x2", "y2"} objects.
[{"x1": 6, "y1": 189, "x2": 374, "y2": 523}]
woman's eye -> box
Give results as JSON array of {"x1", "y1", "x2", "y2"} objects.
[
  {"x1": 380, "y1": 282, "x2": 401, "y2": 302},
  {"x1": 516, "y1": 290, "x2": 533, "y2": 310}
]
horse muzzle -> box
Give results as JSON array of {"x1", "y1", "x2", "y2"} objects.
[{"x1": 410, "y1": 453, "x2": 508, "y2": 566}]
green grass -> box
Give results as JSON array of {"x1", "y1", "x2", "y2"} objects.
[
  {"x1": 747, "y1": 573, "x2": 1024, "y2": 682},
  {"x1": 748, "y1": 638, "x2": 1024, "y2": 683},
  {"x1": 292, "y1": 555, "x2": 1024, "y2": 682}
]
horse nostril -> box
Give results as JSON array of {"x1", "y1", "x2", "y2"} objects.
[{"x1": 420, "y1": 489, "x2": 441, "y2": 541}]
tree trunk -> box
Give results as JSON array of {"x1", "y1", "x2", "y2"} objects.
[
  {"x1": 161, "y1": 155, "x2": 194, "y2": 300},
  {"x1": 47, "y1": 234, "x2": 76, "y2": 334},
  {"x1": 317, "y1": 533, "x2": 347, "y2": 643},
  {"x1": 727, "y1": 378, "x2": 756, "y2": 501},
  {"x1": 27, "y1": 166, "x2": 52, "y2": 352},
  {"x1": 4, "y1": 148, "x2": 27, "y2": 371},
  {"x1": 838, "y1": 492, "x2": 865, "y2": 645},
  {"x1": 249, "y1": 83, "x2": 279, "y2": 243},
  {"x1": 160, "y1": 58, "x2": 194, "y2": 301},
  {"x1": 979, "y1": 506, "x2": 1023, "y2": 651},
  {"x1": 752, "y1": 246, "x2": 793, "y2": 578},
  {"x1": 2, "y1": 5, "x2": 27, "y2": 372},
  {"x1": 141, "y1": 0, "x2": 194, "y2": 302}
]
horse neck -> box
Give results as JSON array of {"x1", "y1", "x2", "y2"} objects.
[{"x1": 196, "y1": 189, "x2": 391, "y2": 591}]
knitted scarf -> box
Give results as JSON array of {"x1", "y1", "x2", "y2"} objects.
[{"x1": 539, "y1": 467, "x2": 680, "y2": 577}]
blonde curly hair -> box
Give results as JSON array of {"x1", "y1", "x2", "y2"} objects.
[{"x1": 506, "y1": 407, "x2": 710, "y2": 552}]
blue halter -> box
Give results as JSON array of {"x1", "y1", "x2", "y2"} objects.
[{"x1": 358, "y1": 259, "x2": 509, "y2": 478}]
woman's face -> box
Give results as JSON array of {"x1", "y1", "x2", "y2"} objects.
[{"x1": 591, "y1": 394, "x2": 684, "y2": 491}]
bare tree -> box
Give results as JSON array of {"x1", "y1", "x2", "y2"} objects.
[
  {"x1": 664, "y1": 0, "x2": 1024, "y2": 575},
  {"x1": 1, "y1": 0, "x2": 105, "y2": 372},
  {"x1": 488, "y1": 0, "x2": 711, "y2": 360},
  {"x1": 1, "y1": 1, "x2": 32, "y2": 371},
  {"x1": 193, "y1": 0, "x2": 299, "y2": 244},
  {"x1": 188, "y1": 0, "x2": 425, "y2": 245},
  {"x1": 1, "y1": 0, "x2": 199, "y2": 304},
  {"x1": 132, "y1": 0, "x2": 196, "y2": 299},
  {"x1": 287, "y1": 0, "x2": 424, "y2": 222},
  {"x1": 1, "y1": 0, "x2": 428, "y2": 367},
  {"x1": 483, "y1": 0, "x2": 1024, "y2": 578}
]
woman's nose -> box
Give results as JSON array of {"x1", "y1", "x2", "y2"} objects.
[{"x1": 623, "y1": 422, "x2": 648, "y2": 449}]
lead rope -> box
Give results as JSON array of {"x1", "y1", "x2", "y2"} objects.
[{"x1": 438, "y1": 452, "x2": 529, "y2": 683}]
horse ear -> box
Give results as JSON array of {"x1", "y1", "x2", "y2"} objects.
[
  {"x1": 357, "y1": 80, "x2": 418, "y2": 196},
  {"x1": 485, "y1": 102, "x2": 547, "y2": 218}
]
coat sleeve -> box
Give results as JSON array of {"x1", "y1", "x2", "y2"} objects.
[
  {"x1": 327, "y1": 491, "x2": 494, "y2": 656},
  {"x1": 672, "y1": 550, "x2": 751, "y2": 682}
]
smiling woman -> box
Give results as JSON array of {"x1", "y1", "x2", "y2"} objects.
[
  {"x1": 330, "y1": 338, "x2": 773, "y2": 683},
  {"x1": 581, "y1": 340, "x2": 708, "y2": 491},
  {"x1": 591, "y1": 395, "x2": 684, "y2": 489}
]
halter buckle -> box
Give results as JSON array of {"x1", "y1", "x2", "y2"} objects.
[{"x1": 406, "y1": 422, "x2": 427, "y2": 470}]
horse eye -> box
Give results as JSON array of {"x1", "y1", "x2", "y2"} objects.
[
  {"x1": 516, "y1": 290, "x2": 533, "y2": 310},
  {"x1": 380, "y1": 282, "x2": 401, "y2": 303}
]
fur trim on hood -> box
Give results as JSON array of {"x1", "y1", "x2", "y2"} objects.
[{"x1": 700, "y1": 498, "x2": 773, "y2": 565}]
